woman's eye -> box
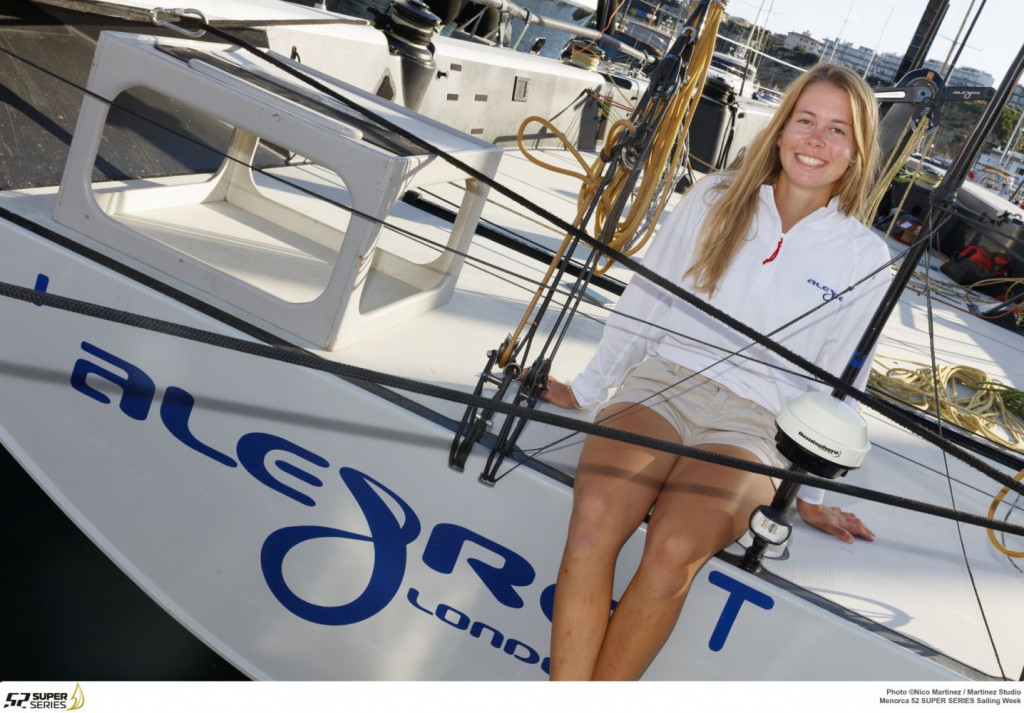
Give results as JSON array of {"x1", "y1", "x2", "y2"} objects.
[{"x1": 829, "y1": 126, "x2": 846, "y2": 136}]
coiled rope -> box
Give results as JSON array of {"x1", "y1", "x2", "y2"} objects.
[
  {"x1": 870, "y1": 358, "x2": 1024, "y2": 559},
  {"x1": 989, "y1": 468, "x2": 1024, "y2": 557},
  {"x1": 869, "y1": 359, "x2": 1024, "y2": 452}
]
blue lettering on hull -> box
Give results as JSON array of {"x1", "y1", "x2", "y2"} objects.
[
  {"x1": 706, "y1": 570, "x2": 774, "y2": 651},
  {"x1": 68, "y1": 341, "x2": 779, "y2": 674}
]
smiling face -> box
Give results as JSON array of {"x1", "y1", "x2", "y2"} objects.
[{"x1": 776, "y1": 81, "x2": 857, "y2": 208}]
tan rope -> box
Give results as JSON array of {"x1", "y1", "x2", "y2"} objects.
[
  {"x1": 868, "y1": 359, "x2": 1024, "y2": 452},
  {"x1": 499, "y1": 2, "x2": 725, "y2": 366},
  {"x1": 864, "y1": 118, "x2": 933, "y2": 228},
  {"x1": 987, "y1": 468, "x2": 1024, "y2": 558}
]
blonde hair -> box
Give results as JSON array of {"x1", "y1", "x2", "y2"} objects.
[{"x1": 684, "y1": 63, "x2": 880, "y2": 295}]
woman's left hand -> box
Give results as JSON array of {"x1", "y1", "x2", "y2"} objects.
[{"x1": 796, "y1": 500, "x2": 875, "y2": 544}]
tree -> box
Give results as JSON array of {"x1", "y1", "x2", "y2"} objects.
[{"x1": 931, "y1": 102, "x2": 1020, "y2": 159}]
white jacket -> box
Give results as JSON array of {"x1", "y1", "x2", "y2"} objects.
[{"x1": 571, "y1": 174, "x2": 893, "y2": 504}]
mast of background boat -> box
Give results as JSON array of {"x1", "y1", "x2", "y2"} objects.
[{"x1": 741, "y1": 40, "x2": 1024, "y2": 572}]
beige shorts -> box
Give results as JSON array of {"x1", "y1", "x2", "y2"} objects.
[{"x1": 602, "y1": 357, "x2": 789, "y2": 471}]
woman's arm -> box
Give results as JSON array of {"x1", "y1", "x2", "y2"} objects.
[{"x1": 566, "y1": 186, "x2": 712, "y2": 410}]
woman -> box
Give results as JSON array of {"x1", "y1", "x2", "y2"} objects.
[{"x1": 542, "y1": 64, "x2": 891, "y2": 680}]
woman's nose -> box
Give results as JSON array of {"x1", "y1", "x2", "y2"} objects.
[{"x1": 805, "y1": 127, "x2": 826, "y2": 145}]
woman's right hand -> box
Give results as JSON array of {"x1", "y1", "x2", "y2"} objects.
[{"x1": 539, "y1": 375, "x2": 581, "y2": 410}]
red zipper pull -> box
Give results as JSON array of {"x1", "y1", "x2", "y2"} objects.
[{"x1": 762, "y1": 236, "x2": 784, "y2": 265}]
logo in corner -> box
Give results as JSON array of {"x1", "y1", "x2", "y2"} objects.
[
  {"x1": 68, "y1": 685, "x2": 84, "y2": 712},
  {"x1": 3, "y1": 684, "x2": 84, "y2": 710}
]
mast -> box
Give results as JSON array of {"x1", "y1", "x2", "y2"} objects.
[{"x1": 894, "y1": 0, "x2": 950, "y2": 78}]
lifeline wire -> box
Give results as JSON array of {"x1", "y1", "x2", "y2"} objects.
[
  {"x1": 5, "y1": 12, "x2": 1023, "y2": 502},
  {"x1": 2, "y1": 277, "x2": 1024, "y2": 540},
  {"x1": 179, "y1": 18, "x2": 1024, "y2": 500},
  {"x1": 0, "y1": 37, "x2": 852, "y2": 396},
  {"x1": 921, "y1": 214, "x2": 1007, "y2": 679},
  {"x1": 5, "y1": 7, "x2": 1024, "y2": 522}
]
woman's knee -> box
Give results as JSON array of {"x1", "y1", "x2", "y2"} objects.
[
  {"x1": 565, "y1": 490, "x2": 638, "y2": 551},
  {"x1": 638, "y1": 531, "x2": 713, "y2": 595}
]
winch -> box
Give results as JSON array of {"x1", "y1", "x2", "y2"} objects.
[{"x1": 376, "y1": 0, "x2": 441, "y2": 111}]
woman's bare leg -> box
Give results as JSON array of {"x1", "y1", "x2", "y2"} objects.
[
  {"x1": 548, "y1": 403, "x2": 681, "y2": 680},
  {"x1": 591, "y1": 444, "x2": 775, "y2": 680}
]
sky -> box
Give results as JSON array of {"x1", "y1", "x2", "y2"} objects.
[{"x1": 724, "y1": 0, "x2": 1022, "y2": 86}]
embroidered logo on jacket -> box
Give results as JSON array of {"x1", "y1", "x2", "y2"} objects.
[{"x1": 807, "y1": 278, "x2": 844, "y2": 302}]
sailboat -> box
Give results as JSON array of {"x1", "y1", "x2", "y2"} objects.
[{"x1": 1, "y1": 0, "x2": 1023, "y2": 682}]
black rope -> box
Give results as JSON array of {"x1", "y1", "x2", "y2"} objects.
[
  {"x1": 5, "y1": 9, "x2": 1024, "y2": 524},
  {"x1": 178, "y1": 19, "x2": 1024, "y2": 501},
  {"x1": 0, "y1": 35, "x2": 870, "y2": 399},
  {"x1": 24, "y1": 9, "x2": 1015, "y2": 495},
  {"x1": 3, "y1": 279, "x2": 1024, "y2": 540},
  {"x1": 6, "y1": 11, "x2": 1021, "y2": 501}
]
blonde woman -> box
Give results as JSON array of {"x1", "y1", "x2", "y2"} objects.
[{"x1": 542, "y1": 64, "x2": 890, "y2": 680}]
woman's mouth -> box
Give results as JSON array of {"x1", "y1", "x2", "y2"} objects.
[{"x1": 796, "y1": 154, "x2": 826, "y2": 168}]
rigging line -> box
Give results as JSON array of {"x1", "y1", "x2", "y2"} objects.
[
  {"x1": 414, "y1": 185, "x2": 908, "y2": 391},
  {"x1": 177, "y1": 16, "x2": 1023, "y2": 477},
  {"x1": 878, "y1": 307, "x2": 1024, "y2": 358},
  {"x1": 6, "y1": 278, "x2": 1024, "y2": 539},
  {"x1": 53, "y1": 156, "x2": 1023, "y2": 479},
  {"x1": 466, "y1": 233, "x2": 1022, "y2": 483},
  {"x1": 413, "y1": 186, "x2": 595, "y2": 265},
  {"x1": 400, "y1": 227, "x2": 611, "y2": 310},
  {"x1": 507, "y1": 92, "x2": 694, "y2": 371},
  {"x1": 9, "y1": 38, "x2": 596, "y2": 319},
  {"x1": 516, "y1": 348, "x2": 1024, "y2": 487},
  {"x1": 499, "y1": 239, "x2": 936, "y2": 475},
  {"x1": 871, "y1": 439, "x2": 1024, "y2": 511},
  {"x1": 896, "y1": 288, "x2": 1024, "y2": 355},
  {"x1": 497, "y1": 219, "x2": 1024, "y2": 479},
  {"x1": 525, "y1": 130, "x2": 915, "y2": 410},
  {"x1": 196, "y1": 13, "x2": 697, "y2": 376},
  {"x1": 416, "y1": 179, "x2": 605, "y2": 264},
  {"x1": 883, "y1": 315, "x2": 1024, "y2": 365},
  {"x1": 0, "y1": 40, "x2": 612, "y2": 374},
  {"x1": 0, "y1": 37, "x2": 553, "y2": 318},
  {"x1": 867, "y1": 372, "x2": 1024, "y2": 459},
  {"x1": 942, "y1": 0, "x2": 988, "y2": 86},
  {"x1": 10, "y1": 24, "x2": 1021, "y2": 495},
  {"x1": 0, "y1": 42, "x2": 611, "y2": 321},
  {"x1": 998, "y1": 487, "x2": 1024, "y2": 575},
  {"x1": 911, "y1": 279, "x2": 1024, "y2": 326},
  {"x1": 922, "y1": 217, "x2": 1008, "y2": 680},
  {"x1": 27, "y1": 0, "x2": 356, "y2": 27}
]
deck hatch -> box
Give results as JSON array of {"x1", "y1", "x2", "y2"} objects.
[{"x1": 53, "y1": 31, "x2": 502, "y2": 350}]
